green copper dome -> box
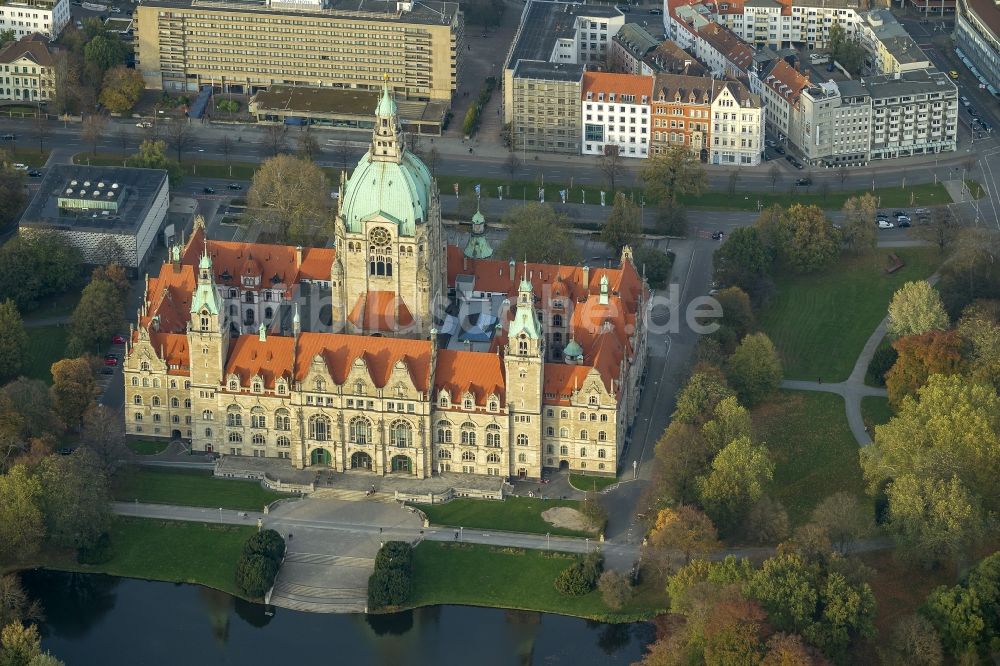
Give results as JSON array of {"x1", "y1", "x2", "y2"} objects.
[
  {"x1": 563, "y1": 338, "x2": 583, "y2": 359},
  {"x1": 376, "y1": 83, "x2": 398, "y2": 118},
  {"x1": 340, "y1": 152, "x2": 432, "y2": 236}
]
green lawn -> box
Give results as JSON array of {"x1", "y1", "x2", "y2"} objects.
[
  {"x1": 408, "y1": 541, "x2": 666, "y2": 621},
  {"x1": 760, "y1": 248, "x2": 941, "y2": 382},
  {"x1": 21, "y1": 288, "x2": 82, "y2": 323},
  {"x1": 965, "y1": 179, "x2": 985, "y2": 199},
  {"x1": 754, "y1": 390, "x2": 867, "y2": 526},
  {"x1": 861, "y1": 396, "x2": 895, "y2": 430},
  {"x1": 127, "y1": 439, "x2": 170, "y2": 455},
  {"x1": 3, "y1": 147, "x2": 51, "y2": 166},
  {"x1": 67, "y1": 517, "x2": 255, "y2": 596},
  {"x1": 568, "y1": 474, "x2": 618, "y2": 492},
  {"x1": 113, "y1": 467, "x2": 288, "y2": 511},
  {"x1": 417, "y1": 497, "x2": 593, "y2": 537},
  {"x1": 21, "y1": 325, "x2": 69, "y2": 384}
]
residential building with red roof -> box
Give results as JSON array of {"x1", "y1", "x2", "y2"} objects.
[
  {"x1": 124, "y1": 88, "x2": 650, "y2": 484},
  {"x1": 0, "y1": 33, "x2": 57, "y2": 102},
  {"x1": 580, "y1": 71, "x2": 655, "y2": 158}
]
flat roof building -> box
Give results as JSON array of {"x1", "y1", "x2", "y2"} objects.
[
  {"x1": 134, "y1": 0, "x2": 463, "y2": 103},
  {"x1": 20, "y1": 165, "x2": 170, "y2": 273}
]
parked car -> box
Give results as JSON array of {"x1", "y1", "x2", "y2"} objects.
[
  {"x1": 27, "y1": 170, "x2": 42, "y2": 177},
  {"x1": 795, "y1": 178, "x2": 812, "y2": 186},
  {"x1": 950, "y1": 70, "x2": 959, "y2": 79},
  {"x1": 765, "y1": 139, "x2": 776, "y2": 148},
  {"x1": 13, "y1": 163, "x2": 27, "y2": 171},
  {"x1": 892, "y1": 210, "x2": 906, "y2": 218},
  {"x1": 792, "y1": 160, "x2": 804, "y2": 170},
  {"x1": 968, "y1": 107, "x2": 979, "y2": 117},
  {"x1": 228, "y1": 183, "x2": 243, "y2": 190},
  {"x1": 103, "y1": 356, "x2": 119, "y2": 367},
  {"x1": 112, "y1": 334, "x2": 127, "y2": 345},
  {"x1": 877, "y1": 219, "x2": 895, "y2": 229},
  {"x1": 1, "y1": 133, "x2": 14, "y2": 141},
  {"x1": 876, "y1": 212, "x2": 889, "y2": 219},
  {"x1": 136, "y1": 121, "x2": 152, "y2": 128},
  {"x1": 711, "y1": 231, "x2": 725, "y2": 240},
  {"x1": 774, "y1": 145, "x2": 785, "y2": 155},
  {"x1": 960, "y1": 96, "x2": 971, "y2": 107},
  {"x1": 914, "y1": 208, "x2": 929, "y2": 215},
  {"x1": 897, "y1": 218, "x2": 911, "y2": 228},
  {"x1": 203, "y1": 187, "x2": 216, "y2": 194},
  {"x1": 648, "y1": 7, "x2": 662, "y2": 14},
  {"x1": 980, "y1": 120, "x2": 993, "y2": 131},
  {"x1": 110, "y1": 5, "x2": 121, "y2": 11}
]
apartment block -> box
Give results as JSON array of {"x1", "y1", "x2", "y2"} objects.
[
  {"x1": 0, "y1": 0, "x2": 68, "y2": 40},
  {"x1": 955, "y1": 0, "x2": 1000, "y2": 92},
  {"x1": 134, "y1": 0, "x2": 462, "y2": 102},
  {"x1": 510, "y1": 61, "x2": 583, "y2": 154},
  {"x1": 609, "y1": 23, "x2": 661, "y2": 74},
  {"x1": 865, "y1": 69, "x2": 958, "y2": 159},
  {"x1": 650, "y1": 73, "x2": 714, "y2": 158},
  {"x1": 793, "y1": 79, "x2": 871, "y2": 166},
  {"x1": 695, "y1": 22, "x2": 754, "y2": 79},
  {"x1": 709, "y1": 80, "x2": 764, "y2": 166},
  {"x1": 580, "y1": 72, "x2": 653, "y2": 158},
  {"x1": 859, "y1": 9, "x2": 931, "y2": 75},
  {"x1": 756, "y1": 59, "x2": 810, "y2": 142}
]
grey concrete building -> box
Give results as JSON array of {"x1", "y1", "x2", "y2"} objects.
[
  {"x1": 955, "y1": 0, "x2": 1000, "y2": 94},
  {"x1": 864, "y1": 69, "x2": 958, "y2": 160}
]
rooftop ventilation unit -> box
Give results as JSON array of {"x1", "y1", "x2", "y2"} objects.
[
  {"x1": 70, "y1": 180, "x2": 78, "y2": 186},
  {"x1": 64, "y1": 188, "x2": 73, "y2": 195},
  {"x1": 107, "y1": 191, "x2": 114, "y2": 197},
  {"x1": 83, "y1": 181, "x2": 91, "y2": 187},
  {"x1": 111, "y1": 183, "x2": 119, "y2": 189},
  {"x1": 98, "y1": 182, "x2": 105, "y2": 188}
]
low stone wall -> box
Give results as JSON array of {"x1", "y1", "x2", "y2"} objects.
[
  {"x1": 262, "y1": 473, "x2": 314, "y2": 495},
  {"x1": 397, "y1": 485, "x2": 505, "y2": 504}
]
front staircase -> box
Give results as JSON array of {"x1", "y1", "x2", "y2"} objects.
[
  {"x1": 310, "y1": 487, "x2": 396, "y2": 503},
  {"x1": 268, "y1": 551, "x2": 375, "y2": 613}
]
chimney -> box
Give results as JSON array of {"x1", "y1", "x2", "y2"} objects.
[
  {"x1": 582, "y1": 265, "x2": 590, "y2": 290},
  {"x1": 295, "y1": 246, "x2": 303, "y2": 268},
  {"x1": 463, "y1": 255, "x2": 469, "y2": 271},
  {"x1": 508, "y1": 259, "x2": 515, "y2": 281}
]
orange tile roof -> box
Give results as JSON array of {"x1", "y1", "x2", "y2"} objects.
[
  {"x1": 543, "y1": 363, "x2": 593, "y2": 404},
  {"x1": 148, "y1": 332, "x2": 190, "y2": 375},
  {"x1": 347, "y1": 290, "x2": 415, "y2": 333},
  {"x1": 434, "y1": 349, "x2": 505, "y2": 407},
  {"x1": 224, "y1": 335, "x2": 295, "y2": 388},
  {"x1": 698, "y1": 23, "x2": 754, "y2": 72},
  {"x1": 763, "y1": 60, "x2": 810, "y2": 107},
  {"x1": 581, "y1": 72, "x2": 655, "y2": 101},
  {"x1": 141, "y1": 264, "x2": 196, "y2": 332}
]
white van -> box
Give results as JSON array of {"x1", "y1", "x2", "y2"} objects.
[{"x1": 809, "y1": 52, "x2": 830, "y2": 64}]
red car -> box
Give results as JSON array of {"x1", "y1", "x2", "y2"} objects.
[
  {"x1": 103, "y1": 356, "x2": 119, "y2": 367},
  {"x1": 112, "y1": 334, "x2": 127, "y2": 345}
]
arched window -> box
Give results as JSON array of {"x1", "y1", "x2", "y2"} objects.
[
  {"x1": 275, "y1": 409, "x2": 290, "y2": 431},
  {"x1": 277, "y1": 381, "x2": 287, "y2": 395},
  {"x1": 309, "y1": 415, "x2": 331, "y2": 441},
  {"x1": 140, "y1": 361, "x2": 150, "y2": 372},
  {"x1": 560, "y1": 410, "x2": 568, "y2": 419},
  {"x1": 151, "y1": 396, "x2": 160, "y2": 407},
  {"x1": 516, "y1": 434, "x2": 528, "y2": 447},
  {"x1": 390, "y1": 420, "x2": 412, "y2": 447},
  {"x1": 518, "y1": 453, "x2": 527, "y2": 463},
  {"x1": 171, "y1": 397, "x2": 179, "y2": 408},
  {"x1": 252, "y1": 380, "x2": 262, "y2": 393},
  {"x1": 589, "y1": 395, "x2": 598, "y2": 406},
  {"x1": 436, "y1": 420, "x2": 452, "y2": 443},
  {"x1": 133, "y1": 395, "x2": 142, "y2": 405},
  {"x1": 226, "y1": 407, "x2": 242, "y2": 427},
  {"x1": 598, "y1": 449, "x2": 606, "y2": 459},
  {"x1": 578, "y1": 412, "x2": 586, "y2": 421},
  {"x1": 131, "y1": 377, "x2": 139, "y2": 386},
  {"x1": 439, "y1": 393, "x2": 449, "y2": 407},
  {"x1": 184, "y1": 399, "x2": 191, "y2": 409},
  {"x1": 552, "y1": 314, "x2": 563, "y2": 327},
  {"x1": 518, "y1": 336, "x2": 528, "y2": 354},
  {"x1": 598, "y1": 431, "x2": 607, "y2": 441},
  {"x1": 314, "y1": 378, "x2": 325, "y2": 391},
  {"x1": 580, "y1": 448, "x2": 587, "y2": 457},
  {"x1": 228, "y1": 380, "x2": 238, "y2": 391},
  {"x1": 486, "y1": 424, "x2": 501, "y2": 447},
  {"x1": 265, "y1": 307, "x2": 273, "y2": 320},
  {"x1": 486, "y1": 452, "x2": 500, "y2": 464},
  {"x1": 461, "y1": 423, "x2": 477, "y2": 446},
  {"x1": 461, "y1": 451, "x2": 475, "y2": 462},
  {"x1": 580, "y1": 430, "x2": 588, "y2": 441},
  {"x1": 488, "y1": 399, "x2": 498, "y2": 411},
  {"x1": 463, "y1": 397, "x2": 473, "y2": 410},
  {"x1": 133, "y1": 412, "x2": 142, "y2": 421},
  {"x1": 252, "y1": 433, "x2": 266, "y2": 446},
  {"x1": 438, "y1": 449, "x2": 452, "y2": 459},
  {"x1": 205, "y1": 428, "x2": 212, "y2": 437},
  {"x1": 559, "y1": 427, "x2": 569, "y2": 438},
  {"x1": 349, "y1": 416, "x2": 371, "y2": 444},
  {"x1": 546, "y1": 427, "x2": 554, "y2": 437},
  {"x1": 203, "y1": 410, "x2": 213, "y2": 421},
  {"x1": 590, "y1": 413, "x2": 597, "y2": 421},
  {"x1": 251, "y1": 408, "x2": 266, "y2": 429},
  {"x1": 277, "y1": 436, "x2": 290, "y2": 448},
  {"x1": 560, "y1": 445, "x2": 568, "y2": 455},
  {"x1": 228, "y1": 432, "x2": 243, "y2": 443}
]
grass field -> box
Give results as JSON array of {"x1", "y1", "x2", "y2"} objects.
[
  {"x1": 754, "y1": 390, "x2": 867, "y2": 526},
  {"x1": 861, "y1": 396, "x2": 895, "y2": 430},
  {"x1": 417, "y1": 497, "x2": 593, "y2": 538},
  {"x1": 760, "y1": 248, "x2": 941, "y2": 382},
  {"x1": 126, "y1": 439, "x2": 170, "y2": 455},
  {"x1": 568, "y1": 474, "x2": 618, "y2": 492},
  {"x1": 71, "y1": 518, "x2": 255, "y2": 596},
  {"x1": 21, "y1": 288, "x2": 82, "y2": 323},
  {"x1": 408, "y1": 541, "x2": 666, "y2": 621},
  {"x1": 113, "y1": 467, "x2": 288, "y2": 511},
  {"x1": 2, "y1": 147, "x2": 51, "y2": 166},
  {"x1": 21, "y1": 325, "x2": 69, "y2": 384}
]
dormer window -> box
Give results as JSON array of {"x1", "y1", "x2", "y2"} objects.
[
  {"x1": 488, "y1": 399, "x2": 498, "y2": 412},
  {"x1": 589, "y1": 395, "x2": 599, "y2": 406},
  {"x1": 355, "y1": 381, "x2": 366, "y2": 395},
  {"x1": 463, "y1": 397, "x2": 473, "y2": 410},
  {"x1": 252, "y1": 381, "x2": 262, "y2": 393},
  {"x1": 229, "y1": 380, "x2": 238, "y2": 391},
  {"x1": 276, "y1": 381, "x2": 287, "y2": 395}
]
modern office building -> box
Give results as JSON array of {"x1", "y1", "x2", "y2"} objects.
[
  {"x1": 792, "y1": 79, "x2": 872, "y2": 166},
  {"x1": 955, "y1": 0, "x2": 1000, "y2": 92},
  {"x1": 134, "y1": 0, "x2": 462, "y2": 103},
  {"x1": 0, "y1": 33, "x2": 55, "y2": 102},
  {"x1": 580, "y1": 71, "x2": 653, "y2": 158},
  {"x1": 0, "y1": 0, "x2": 68, "y2": 40},
  {"x1": 19, "y1": 165, "x2": 170, "y2": 273},
  {"x1": 865, "y1": 68, "x2": 958, "y2": 159}
]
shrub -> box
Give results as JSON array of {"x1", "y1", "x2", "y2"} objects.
[
  {"x1": 580, "y1": 492, "x2": 608, "y2": 532},
  {"x1": 76, "y1": 532, "x2": 112, "y2": 564},
  {"x1": 374, "y1": 540, "x2": 412, "y2": 573},
  {"x1": 217, "y1": 99, "x2": 240, "y2": 113},
  {"x1": 367, "y1": 568, "x2": 412, "y2": 609},
  {"x1": 462, "y1": 106, "x2": 479, "y2": 136},
  {"x1": 554, "y1": 562, "x2": 591, "y2": 596},
  {"x1": 598, "y1": 570, "x2": 633, "y2": 610},
  {"x1": 242, "y1": 529, "x2": 285, "y2": 563},
  {"x1": 235, "y1": 554, "x2": 278, "y2": 598},
  {"x1": 866, "y1": 344, "x2": 898, "y2": 387}
]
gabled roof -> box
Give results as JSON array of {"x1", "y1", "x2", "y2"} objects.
[
  {"x1": 0, "y1": 34, "x2": 54, "y2": 67},
  {"x1": 434, "y1": 349, "x2": 505, "y2": 407},
  {"x1": 698, "y1": 22, "x2": 754, "y2": 73},
  {"x1": 654, "y1": 72, "x2": 716, "y2": 103},
  {"x1": 644, "y1": 40, "x2": 709, "y2": 76},
  {"x1": 347, "y1": 290, "x2": 415, "y2": 333},
  {"x1": 147, "y1": 332, "x2": 190, "y2": 374},
  {"x1": 141, "y1": 264, "x2": 196, "y2": 332},
  {"x1": 581, "y1": 72, "x2": 655, "y2": 101},
  {"x1": 763, "y1": 59, "x2": 810, "y2": 106}
]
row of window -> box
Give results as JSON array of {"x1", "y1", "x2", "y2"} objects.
[{"x1": 133, "y1": 395, "x2": 191, "y2": 408}]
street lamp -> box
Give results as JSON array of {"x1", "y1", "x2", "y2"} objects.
[{"x1": 218, "y1": 507, "x2": 223, "y2": 523}]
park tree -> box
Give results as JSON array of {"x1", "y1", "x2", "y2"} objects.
[
  {"x1": 672, "y1": 367, "x2": 734, "y2": 424},
  {"x1": 297, "y1": 128, "x2": 320, "y2": 162},
  {"x1": 580, "y1": 491, "x2": 608, "y2": 532},
  {"x1": 598, "y1": 147, "x2": 626, "y2": 192},
  {"x1": 922, "y1": 551, "x2": 1000, "y2": 657},
  {"x1": 711, "y1": 287, "x2": 755, "y2": 351},
  {"x1": 600, "y1": 192, "x2": 642, "y2": 256},
  {"x1": 248, "y1": 154, "x2": 331, "y2": 244},
  {"x1": 913, "y1": 207, "x2": 959, "y2": 255},
  {"x1": 497, "y1": 203, "x2": 580, "y2": 265},
  {"x1": 0, "y1": 465, "x2": 44, "y2": 563},
  {"x1": 68, "y1": 274, "x2": 126, "y2": 356},
  {"x1": 641, "y1": 145, "x2": 707, "y2": 207},
  {"x1": 649, "y1": 505, "x2": 720, "y2": 564},
  {"x1": 165, "y1": 116, "x2": 193, "y2": 163},
  {"x1": 654, "y1": 202, "x2": 689, "y2": 237},
  {"x1": 885, "y1": 330, "x2": 965, "y2": 405},
  {"x1": 863, "y1": 373, "x2": 1000, "y2": 513},
  {"x1": 235, "y1": 554, "x2": 278, "y2": 598},
  {"x1": 886, "y1": 474, "x2": 983, "y2": 567},
  {"x1": 0, "y1": 575, "x2": 43, "y2": 631},
  {"x1": 1, "y1": 379, "x2": 58, "y2": 444},
  {"x1": 713, "y1": 226, "x2": 773, "y2": 297},
  {"x1": 828, "y1": 23, "x2": 865, "y2": 75},
  {"x1": 126, "y1": 139, "x2": 183, "y2": 186},
  {"x1": 264, "y1": 124, "x2": 287, "y2": 157},
  {"x1": 726, "y1": 333, "x2": 782, "y2": 406},
  {"x1": 809, "y1": 492, "x2": 872, "y2": 555},
  {"x1": 83, "y1": 32, "x2": 125, "y2": 76},
  {"x1": 743, "y1": 496, "x2": 791, "y2": 546},
  {"x1": 0, "y1": 300, "x2": 26, "y2": 384},
  {"x1": 36, "y1": 448, "x2": 112, "y2": 551},
  {"x1": 0, "y1": 621, "x2": 43, "y2": 666},
  {"x1": 937, "y1": 229, "x2": 1000, "y2": 318},
  {"x1": 98, "y1": 65, "x2": 144, "y2": 114},
  {"x1": 597, "y1": 570, "x2": 633, "y2": 610},
  {"x1": 761, "y1": 633, "x2": 820, "y2": 666},
  {"x1": 0, "y1": 159, "x2": 27, "y2": 231},
  {"x1": 80, "y1": 113, "x2": 108, "y2": 155},
  {"x1": 651, "y1": 422, "x2": 714, "y2": 507},
  {"x1": 50, "y1": 51, "x2": 83, "y2": 116},
  {"x1": 243, "y1": 529, "x2": 286, "y2": 562},
  {"x1": 696, "y1": 435, "x2": 774, "y2": 531},
  {"x1": 700, "y1": 396, "x2": 752, "y2": 454},
  {"x1": 956, "y1": 300, "x2": 1000, "y2": 389},
  {"x1": 50, "y1": 357, "x2": 96, "y2": 431},
  {"x1": 774, "y1": 205, "x2": 840, "y2": 274},
  {"x1": 0, "y1": 233, "x2": 80, "y2": 312},
  {"x1": 632, "y1": 246, "x2": 673, "y2": 290},
  {"x1": 79, "y1": 404, "x2": 128, "y2": 474},
  {"x1": 878, "y1": 614, "x2": 943, "y2": 666},
  {"x1": 0, "y1": 30, "x2": 14, "y2": 49},
  {"x1": 840, "y1": 194, "x2": 877, "y2": 254},
  {"x1": 887, "y1": 281, "x2": 950, "y2": 338}
]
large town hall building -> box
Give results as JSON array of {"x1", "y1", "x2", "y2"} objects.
[{"x1": 123, "y1": 84, "x2": 649, "y2": 480}]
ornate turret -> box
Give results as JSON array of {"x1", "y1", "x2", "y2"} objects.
[
  {"x1": 599, "y1": 274, "x2": 610, "y2": 306},
  {"x1": 563, "y1": 334, "x2": 584, "y2": 364},
  {"x1": 508, "y1": 263, "x2": 542, "y2": 356},
  {"x1": 371, "y1": 74, "x2": 404, "y2": 164},
  {"x1": 190, "y1": 245, "x2": 220, "y2": 316},
  {"x1": 463, "y1": 203, "x2": 494, "y2": 259}
]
